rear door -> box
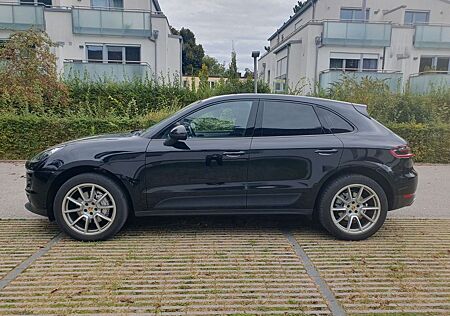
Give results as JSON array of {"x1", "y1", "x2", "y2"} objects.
[{"x1": 247, "y1": 100, "x2": 343, "y2": 212}]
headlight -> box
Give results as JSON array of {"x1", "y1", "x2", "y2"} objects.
[{"x1": 30, "y1": 146, "x2": 64, "y2": 163}]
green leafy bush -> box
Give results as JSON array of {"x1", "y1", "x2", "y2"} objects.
[
  {"x1": 0, "y1": 114, "x2": 149, "y2": 160},
  {"x1": 315, "y1": 76, "x2": 450, "y2": 125},
  {"x1": 388, "y1": 123, "x2": 450, "y2": 164}
]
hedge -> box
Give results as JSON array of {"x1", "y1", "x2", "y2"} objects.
[
  {"x1": 1, "y1": 115, "x2": 449, "y2": 163},
  {"x1": 0, "y1": 115, "x2": 149, "y2": 160}
]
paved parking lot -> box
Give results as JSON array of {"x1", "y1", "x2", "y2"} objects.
[
  {"x1": 0, "y1": 217, "x2": 449, "y2": 315},
  {"x1": 0, "y1": 162, "x2": 449, "y2": 315}
]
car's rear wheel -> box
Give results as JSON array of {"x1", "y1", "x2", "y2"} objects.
[
  {"x1": 54, "y1": 173, "x2": 128, "y2": 241},
  {"x1": 318, "y1": 175, "x2": 388, "y2": 240}
]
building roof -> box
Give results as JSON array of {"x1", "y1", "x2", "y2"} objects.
[
  {"x1": 268, "y1": 0, "x2": 316, "y2": 41},
  {"x1": 153, "y1": 0, "x2": 162, "y2": 12}
]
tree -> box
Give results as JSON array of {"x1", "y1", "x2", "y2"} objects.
[
  {"x1": 293, "y1": 1, "x2": 307, "y2": 13},
  {"x1": 202, "y1": 55, "x2": 226, "y2": 77},
  {"x1": 226, "y1": 51, "x2": 239, "y2": 82},
  {"x1": 171, "y1": 27, "x2": 205, "y2": 76},
  {"x1": 0, "y1": 30, "x2": 68, "y2": 114},
  {"x1": 198, "y1": 64, "x2": 211, "y2": 97}
]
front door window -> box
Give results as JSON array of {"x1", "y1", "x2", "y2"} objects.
[{"x1": 179, "y1": 101, "x2": 253, "y2": 138}]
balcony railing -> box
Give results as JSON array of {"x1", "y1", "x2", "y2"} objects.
[
  {"x1": 414, "y1": 25, "x2": 450, "y2": 49},
  {"x1": 322, "y1": 21, "x2": 392, "y2": 47},
  {"x1": 409, "y1": 72, "x2": 450, "y2": 94},
  {"x1": 63, "y1": 60, "x2": 152, "y2": 82},
  {"x1": 0, "y1": 3, "x2": 45, "y2": 31},
  {"x1": 319, "y1": 69, "x2": 403, "y2": 91},
  {"x1": 72, "y1": 7, "x2": 152, "y2": 37}
]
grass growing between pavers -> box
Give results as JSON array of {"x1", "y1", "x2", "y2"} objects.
[
  {"x1": 0, "y1": 217, "x2": 330, "y2": 315},
  {"x1": 0, "y1": 217, "x2": 449, "y2": 315},
  {"x1": 294, "y1": 218, "x2": 450, "y2": 315},
  {"x1": 0, "y1": 219, "x2": 59, "y2": 280}
]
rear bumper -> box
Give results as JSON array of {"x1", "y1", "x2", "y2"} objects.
[{"x1": 390, "y1": 168, "x2": 418, "y2": 211}]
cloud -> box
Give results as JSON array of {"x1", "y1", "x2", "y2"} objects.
[{"x1": 159, "y1": 0, "x2": 295, "y2": 71}]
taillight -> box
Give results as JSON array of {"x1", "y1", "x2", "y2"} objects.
[{"x1": 390, "y1": 145, "x2": 415, "y2": 159}]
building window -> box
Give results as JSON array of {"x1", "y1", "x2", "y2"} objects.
[
  {"x1": 107, "y1": 46, "x2": 123, "y2": 63},
  {"x1": 276, "y1": 57, "x2": 288, "y2": 77},
  {"x1": 340, "y1": 8, "x2": 370, "y2": 21},
  {"x1": 419, "y1": 56, "x2": 450, "y2": 73},
  {"x1": 405, "y1": 11, "x2": 429, "y2": 25},
  {"x1": 91, "y1": 0, "x2": 124, "y2": 9},
  {"x1": 87, "y1": 45, "x2": 141, "y2": 64},
  {"x1": 330, "y1": 53, "x2": 378, "y2": 72},
  {"x1": 267, "y1": 70, "x2": 271, "y2": 84},
  {"x1": 87, "y1": 45, "x2": 103, "y2": 63},
  {"x1": 20, "y1": 0, "x2": 52, "y2": 5},
  {"x1": 363, "y1": 59, "x2": 378, "y2": 71},
  {"x1": 125, "y1": 47, "x2": 141, "y2": 64},
  {"x1": 330, "y1": 58, "x2": 359, "y2": 71}
]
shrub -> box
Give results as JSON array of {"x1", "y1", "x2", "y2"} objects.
[
  {"x1": 315, "y1": 76, "x2": 450, "y2": 125},
  {"x1": 0, "y1": 114, "x2": 149, "y2": 160},
  {"x1": 388, "y1": 123, "x2": 450, "y2": 164},
  {"x1": 0, "y1": 30, "x2": 68, "y2": 115}
]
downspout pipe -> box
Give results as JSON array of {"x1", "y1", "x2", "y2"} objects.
[{"x1": 286, "y1": 44, "x2": 291, "y2": 92}]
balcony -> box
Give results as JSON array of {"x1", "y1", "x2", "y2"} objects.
[
  {"x1": 414, "y1": 25, "x2": 450, "y2": 49},
  {"x1": 72, "y1": 8, "x2": 152, "y2": 37},
  {"x1": 409, "y1": 72, "x2": 450, "y2": 94},
  {"x1": 63, "y1": 60, "x2": 152, "y2": 82},
  {"x1": 319, "y1": 70, "x2": 403, "y2": 91},
  {"x1": 322, "y1": 21, "x2": 392, "y2": 47},
  {"x1": 0, "y1": 4, "x2": 45, "y2": 31}
]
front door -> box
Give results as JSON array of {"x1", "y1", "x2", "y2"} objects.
[
  {"x1": 145, "y1": 99, "x2": 258, "y2": 213},
  {"x1": 247, "y1": 100, "x2": 343, "y2": 212}
]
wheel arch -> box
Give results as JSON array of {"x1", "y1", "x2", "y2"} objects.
[
  {"x1": 313, "y1": 165, "x2": 395, "y2": 216},
  {"x1": 46, "y1": 166, "x2": 135, "y2": 221}
]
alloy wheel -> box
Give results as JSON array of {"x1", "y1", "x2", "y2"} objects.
[
  {"x1": 61, "y1": 183, "x2": 117, "y2": 236},
  {"x1": 330, "y1": 184, "x2": 381, "y2": 235}
]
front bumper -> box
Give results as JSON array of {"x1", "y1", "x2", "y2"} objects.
[
  {"x1": 25, "y1": 168, "x2": 55, "y2": 218},
  {"x1": 25, "y1": 201, "x2": 48, "y2": 217}
]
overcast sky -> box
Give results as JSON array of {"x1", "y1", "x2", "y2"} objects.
[{"x1": 159, "y1": 0, "x2": 297, "y2": 71}]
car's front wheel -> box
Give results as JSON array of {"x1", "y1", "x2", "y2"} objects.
[
  {"x1": 318, "y1": 175, "x2": 388, "y2": 240},
  {"x1": 53, "y1": 173, "x2": 129, "y2": 241}
]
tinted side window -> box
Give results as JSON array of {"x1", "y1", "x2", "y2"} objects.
[
  {"x1": 261, "y1": 101, "x2": 323, "y2": 136},
  {"x1": 316, "y1": 107, "x2": 354, "y2": 134},
  {"x1": 179, "y1": 101, "x2": 253, "y2": 138}
]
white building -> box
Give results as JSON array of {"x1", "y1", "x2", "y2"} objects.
[
  {"x1": 259, "y1": 0, "x2": 450, "y2": 94},
  {"x1": 0, "y1": 0, "x2": 182, "y2": 82}
]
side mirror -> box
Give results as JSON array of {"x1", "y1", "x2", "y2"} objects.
[{"x1": 164, "y1": 125, "x2": 187, "y2": 146}]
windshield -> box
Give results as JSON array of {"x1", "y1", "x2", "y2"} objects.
[{"x1": 141, "y1": 100, "x2": 203, "y2": 137}]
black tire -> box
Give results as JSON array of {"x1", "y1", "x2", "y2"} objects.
[
  {"x1": 318, "y1": 174, "x2": 388, "y2": 241},
  {"x1": 53, "y1": 173, "x2": 129, "y2": 241}
]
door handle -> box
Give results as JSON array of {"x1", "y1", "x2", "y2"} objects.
[
  {"x1": 223, "y1": 151, "x2": 246, "y2": 158},
  {"x1": 315, "y1": 149, "x2": 339, "y2": 156}
]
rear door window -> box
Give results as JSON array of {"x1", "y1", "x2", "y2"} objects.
[{"x1": 260, "y1": 101, "x2": 323, "y2": 136}]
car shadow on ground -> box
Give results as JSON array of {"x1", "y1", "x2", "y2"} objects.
[{"x1": 124, "y1": 214, "x2": 325, "y2": 234}]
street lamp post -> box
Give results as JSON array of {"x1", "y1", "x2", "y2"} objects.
[{"x1": 252, "y1": 51, "x2": 260, "y2": 93}]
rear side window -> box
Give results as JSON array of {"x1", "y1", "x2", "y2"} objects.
[
  {"x1": 316, "y1": 107, "x2": 354, "y2": 134},
  {"x1": 261, "y1": 101, "x2": 323, "y2": 136}
]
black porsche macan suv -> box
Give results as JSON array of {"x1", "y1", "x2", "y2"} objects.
[{"x1": 25, "y1": 94, "x2": 418, "y2": 241}]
